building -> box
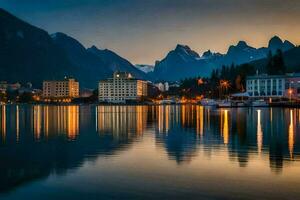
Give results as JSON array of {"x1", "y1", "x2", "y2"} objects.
[
  {"x1": 80, "y1": 88, "x2": 93, "y2": 98},
  {"x1": 0, "y1": 81, "x2": 26, "y2": 93},
  {"x1": 284, "y1": 73, "x2": 300, "y2": 100},
  {"x1": 246, "y1": 73, "x2": 300, "y2": 100},
  {"x1": 246, "y1": 74, "x2": 285, "y2": 98},
  {"x1": 164, "y1": 82, "x2": 169, "y2": 91},
  {"x1": 7, "y1": 82, "x2": 21, "y2": 91},
  {"x1": 98, "y1": 72, "x2": 148, "y2": 103},
  {"x1": 0, "y1": 81, "x2": 8, "y2": 94},
  {"x1": 43, "y1": 78, "x2": 79, "y2": 101},
  {"x1": 155, "y1": 82, "x2": 169, "y2": 92},
  {"x1": 155, "y1": 83, "x2": 165, "y2": 92}
]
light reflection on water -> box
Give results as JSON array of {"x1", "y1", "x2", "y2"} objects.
[{"x1": 0, "y1": 105, "x2": 300, "y2": 199}]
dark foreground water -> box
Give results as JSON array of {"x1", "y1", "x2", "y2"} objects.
[{"x1": 0, "y1": 105, "x2": 300, "y2": 200}]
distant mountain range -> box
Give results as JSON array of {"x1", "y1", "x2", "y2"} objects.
[
  {"x1": 0, "y1": 8, "x2": 299, "y2": 86},
  {"x1": 150, "y1": 36, "x2": 297, "y2": 81},
  {"x1": 0, "y1": 8, "x2": 147, "y2": 88}
]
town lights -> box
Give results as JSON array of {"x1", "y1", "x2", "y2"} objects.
[
  {"x1": 288, "y1": 88, "x2": 293, "y2": 102},
  {"x1": 220, "y1": 80, "x2": 230, "y2": 89},
  {"x1": 197, "y1": 78, "x2": 204, "y2": 85},
  {"x1": 219, "y1": 80, "x2": 230, "y2": 99}
]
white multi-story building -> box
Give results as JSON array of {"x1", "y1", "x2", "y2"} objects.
[
  {"x1": 246, "y1": 74, "x2": 285, "y2": 98},
  {"x1": 43, "y1": 78, "x2": 79, "y2": 101},
  {"x1": 98, "y1": 72, "x2": 148, "y2": 103},
  {"x1": 247, "y1": 73, "x2": 300, "y2": 100}
]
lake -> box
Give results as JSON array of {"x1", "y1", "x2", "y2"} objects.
[{"x1": 0, "y1": 105, "x2": 299, "y2": 200}]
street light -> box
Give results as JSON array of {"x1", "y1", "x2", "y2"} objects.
[
  {"x1": 288, "y1": 88, "x2": 293, "y2": 102},
  {"x1": 198, "y1": 78, "x2": 204, "y2": 85},
  {"x1": 219, "y1": 80, "x2": 230, "y2": 99}
]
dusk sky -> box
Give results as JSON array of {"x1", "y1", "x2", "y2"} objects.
[{"x1": 1, "y1": 0, "x2": 299, "y2": 64}]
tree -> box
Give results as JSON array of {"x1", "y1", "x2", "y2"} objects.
[
  {"x1": 235, "y1": 75, "x2": 243, "y2": 92},
  {"x1": 266, "y1": 49, "x2": 285, "y2": 75},
  {"x1": 266, "y1": 50, "x2": 273, "y2": 74},
  {"x1": 19, "y1": 92, "x2": 34, "y2": 103},
  {"x1": 273, "y1": 49, "x2": 285, "y2": 74}
]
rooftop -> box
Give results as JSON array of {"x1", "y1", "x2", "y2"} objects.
[{"x1": 247, "y1": 73, "x2": 300, "y2": 80}]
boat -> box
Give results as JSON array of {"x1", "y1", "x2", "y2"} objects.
[
  {"x1": 231, "y1": 101, "x2": 249, "y2": 107},
  {"x1": 217, "y1": 100, "x2": 232, "y2": 108},
  {"x1": 200, "y1": 98, "x2": 217, "y2": 106},
  {"x1": 237, "y1": 102, "x2": 246, "y2": 107},
  {"x1": 252, "y1": 99, "x2": 269, "y2": 107},
  {"x1": 159, "y1": 99, "x2": 176, "y2": 105}
]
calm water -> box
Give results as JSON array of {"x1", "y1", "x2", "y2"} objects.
[{"x1": 0, "y1": 105, "x2": 300, "y2": 200}]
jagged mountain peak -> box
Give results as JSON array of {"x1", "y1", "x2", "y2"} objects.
[
  {"x1": 202, "y1": 50, "x2": 213, "y2": 57},
  {"x1": 89, "y1": 45, "x2": 99, "y2": 51},
  {"x1": 268, "y1": 35, "x2": 295, "y2": 52},
  {"x1": 268, "y1": 35, "x2": 283, "y2": 50},
  {"x1": 237, "y1": 41, "x2": 249, "y2": 48},
  {"x1": 269, "y1": 35, "x2": 283, "y2": 44},
  {"x1": 202, "y1": 50, "x2": 223, "y2": 59},
  {"x1": 87, "y1": 45, "x2": 111, "y2": 53},
  {"x1": 175, "y1": 44, "x2": 191, "y2": 51},
  {"x1": 173, "y1": 44, "x2": 200, "y2": 58}
]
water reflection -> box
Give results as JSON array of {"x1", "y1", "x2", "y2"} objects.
[
  {"x1": 154, "y1": 105, "x2": 300, "y2": 169},
  {"x1": 96, "y1": 106, "x2": 147, "y2": 137},
  {"x1": 0, "y1": 105, "x2": 300, "y2": 195},
  {"x1": 221, "y1": 109, "x2": 229, "y2": 145},
  {"x1": 0, "y1": 105, "x2": 141, "y2": 193},
  {"x1": 257, "y1": 109, "x2": 263, "y2": 154},
  {"x1": 1, "y1": 106, "x2": 5, "y2": 143},
  {"x1": 289, "y1": 110, "x2": 294, "y2": 159}
]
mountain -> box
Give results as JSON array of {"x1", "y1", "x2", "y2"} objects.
[
  {"x1": 0, "y1": 8, "x2": 73, "y2": 86},
  {"x1": 223, "y1": 41, "x2": 266, "y2": 64},
  {"x1": 0, "y1": 8, "x2": 147, "y2": 88},
  {"x1": 87, "y1": 46, "x2": 147, "y2": 80},
  {"x1": 150, "y1": 44, "x2": 215, "y2": 81},
  {"x1": 135, "y1": 64, "x2": 154, "y2": 73},
  {"x1": 1, "y1": 8, "x2": 298, "y2": 84},
  {"x1": 268, "y1": 36, "x2": 295, "y2": 53},
  {"x1": 51, "y1": 33, "x2": 148, "y2": 87},
  {"x1": 249, "y1": 46, "x2": 300, "y2": 73},
  {"x1": 152, "y1": 37, "x2": 296, "y2": 81},
  {"x1": 51, "y1": 32, "x2": 110, "y2": 88},
  {"x1": 201, "y1": 50, "x2": 222, "y2": 59}
]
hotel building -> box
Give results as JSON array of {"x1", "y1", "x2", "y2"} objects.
[
  {"x1": 43, "y1": 78, "x2": 79, "y2": 101},
  {"x1": 98, "y1": 72, "x2": 147, "y2": 103},
  {"x1": 246, "y1": 73, "x2": 300, "y2": 99}
]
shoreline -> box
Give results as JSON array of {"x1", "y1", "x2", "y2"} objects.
[{"x1": 1, "y1": 102, "x2": 300, "y2": 108}]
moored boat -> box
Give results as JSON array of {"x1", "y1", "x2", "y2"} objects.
[
  {"x1": 159, "y1": 99, "x2": 176, "y2": 105},
  {"x1": 217, "y1": 100, "x2": 232, "y2": 108},
  {"x1": 200, "y1": 98, "x2": 217, "y2": 106},
  {"x1": 252, "y1": 99, "x2": 269, "y2": 107}
]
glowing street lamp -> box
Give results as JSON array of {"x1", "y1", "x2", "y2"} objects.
[
  {"x1": 197, "y1": 78, "x2": 204, "y2": 85},
  {"x1": 219, "y1": 80, "x2": 230, "y2": 99},
  {"x1": 220, "y1": 80, "x2": 229, "y2": 89},
  {"x1": 288, "y1": 88, "x2": 293, "y2": 102}
]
